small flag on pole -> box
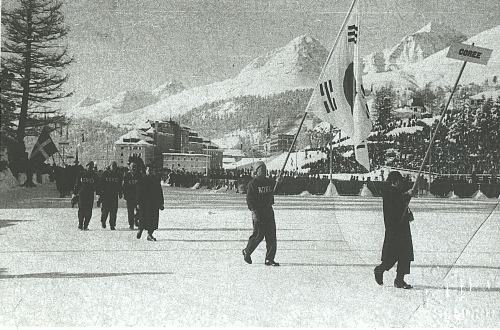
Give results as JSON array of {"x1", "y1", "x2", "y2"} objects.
[{"x1": 29, "y1": 127, "x2": 58, "y2": 163}]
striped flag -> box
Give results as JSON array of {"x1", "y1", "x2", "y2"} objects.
[{"x1": 29, "y1": 127, "x2": 58, "y2": 163}]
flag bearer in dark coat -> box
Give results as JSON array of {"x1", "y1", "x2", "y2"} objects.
[
  {"x1": 98, "y1": 161, "x2": 123, "y2": 230},
  {"x1": 122, "y1": 162, "x2": 141, "y2": 230},
  {"x1": 374, "y1": 170, "x2": 415, "y2": 289},
  {"x1": 136, "y1": 165, "x2": 164, "y2": 241},
  {"x1": 242, "y1": 161, "x2": 283, "y2": 266},
  {"x1": 73, "y1": 161, "x2": 99, "y2": 230}
]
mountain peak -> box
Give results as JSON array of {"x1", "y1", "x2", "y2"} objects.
[
  {"x1": 364, "y1": 22, "x2": 467, "y2": 73},
  {"x1": 152, "y1": 79, "x2": 186, "y2": 99},
  {"x1": 238, "y1": 34, "x2": 327, "y2": 78}
]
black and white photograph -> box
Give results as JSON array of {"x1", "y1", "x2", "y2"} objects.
[{"x1": 1, "y1": 0, "x2": 499, "y2": 327}]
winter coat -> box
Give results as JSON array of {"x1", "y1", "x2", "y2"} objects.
[
  {"x1": 122, "y1": 171, "x2": 140, "y2": 202},
  {"x1": 73, "y1": 170, "x2": 99, "y2": 207},
  {"x1": 381, "y1": 184, "x2": 414, "y2": 262},
  {"x1": 246, "y1": 176, "x2": 276, "y2": 222},
  {"x1": 136, "y1": 173, "x2": 164, "y2": 231},
  {"x1": 73, "y1": 170, "x2": 98, "y2": 197},
  {"x1": 99, "y1": 169, "x2": 123, "y2": 206}
]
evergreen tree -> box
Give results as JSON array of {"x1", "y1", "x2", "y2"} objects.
[
  {"x1": 2, "y1": 0, "x2": 73, "y2": 171},
  {"x1": 1, "y1": 68, "x2": 18, "y2": 148},
  {"x1": 372, "y1": 86, "x2": 395, "y2": 131}
]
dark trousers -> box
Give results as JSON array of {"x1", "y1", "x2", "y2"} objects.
[
  {"x1": 101, "y1": 204, "x2": 118, "y2": 228},
  {"x1": 244, "y1": 211, "x2": 277, "y2": 262},
  {"x1": 126, "y1": 199, "x2": 138, "y2": 227},
  {"x1": 375, "y1": 259, "x2": 411, "y2": 276},
  {"x1": 78, "y1": 195, "x2": 94, "y2": 229}
]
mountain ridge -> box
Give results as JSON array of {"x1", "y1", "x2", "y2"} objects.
[{"x1": 66, "y1": 24, "x2": 499, "y2": 131}]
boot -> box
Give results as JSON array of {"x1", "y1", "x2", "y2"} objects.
[
  {"x1": 394, "y1": 273, "x2": 413, "y2": 289},
  {"x1": 374, "y1": 267, "x2": 384, "y2": 286}
]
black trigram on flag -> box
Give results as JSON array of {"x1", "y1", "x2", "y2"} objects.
[
  {"x1": 319, "y1": 80, "x2": 337, "y2": 113},
  {"x1": 348, "y1": 25, "x2": 358, "y2": 43},
  {"x1": 355, "y1": 143, "x2": 366, "y2": 150}
]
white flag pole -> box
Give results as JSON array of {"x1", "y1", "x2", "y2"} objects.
[{"x1": 274, "y1": 0, "x2": 358, "y2": 191}]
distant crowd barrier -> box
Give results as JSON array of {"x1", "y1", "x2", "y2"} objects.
[{"x1": 235, "y1": 177, "x2": 500, "y2": 198}]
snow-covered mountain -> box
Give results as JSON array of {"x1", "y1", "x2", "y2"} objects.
[
  {"x1": 68, "y1": 24, "x2": 499, "y2": 130},
  {"x1": 364, "y1": 25, "x2": 500, "y2": 89},
  {"x1": 101, "y1": 35, "x2": 328, "y2": 126},
  {"x1": 66, "y1": 90, "x2": 158, "y2": 120},
  {"x1": 364, "y1": 22, "x2": 467, "y2": 73},
  {"x1": 152, "y1": 79, "x2": 186, "y2": 100}
]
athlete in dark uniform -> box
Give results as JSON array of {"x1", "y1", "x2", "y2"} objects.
[
  {"x1": 374, "y1": 170, "x2": 415, "y2": 289},
  {"x1": 99, "y1": 161, "x2": 123, "y2": 230},
  {"x1": 136, "y1": 165, "x2": 164, "y2": 241},
  {"x1": 242, "y1": 161, "x2": 283, "y2": 266},
  {"x1": 122, "y1": 162, "x2": 141, "y2": 230},
  {"x1": 73, "y1": 161, "x2": 99, "y2": 230}
]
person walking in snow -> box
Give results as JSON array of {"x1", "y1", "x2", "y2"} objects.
[
  {"x1": 374, "y1": 170, "x2": 416, "y2": 289},
  {"x1": 122, "y1": 161, "x2": 141, "y2": 230},
  {"x1": 242, "y1": 161, "x2": 283, "y2": 266},
  {"x1": 136, "y1": 165, "x2": 164, "y2": 241},
  {"x1": 98, "y1": 161, "x2": 123, "y2": 230},
  {"x1": 73, "y1": 161, "x2": 99, "y2": 231}
]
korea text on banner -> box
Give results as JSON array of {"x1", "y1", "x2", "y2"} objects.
[{"x1": 29, "y1": 127, "x2": 58, "y2": 163}]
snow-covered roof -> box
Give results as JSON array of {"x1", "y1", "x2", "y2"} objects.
[
  {"x1": 394, "y1": 107, "x2": 416, "y2": 118},
  {"x1": 385, "y1": 126, "x2": 423, "y2": 137},
  {"x1": 115, "y1": 129, "x2": 153, "y2": 144},
  {"x1": 223, "y1": 149, "x2": 245, "y2": 157},
  {"x1": 470, "y1": 90, "x2": 500, "y2": 100}
]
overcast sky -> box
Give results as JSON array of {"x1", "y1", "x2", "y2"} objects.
[{"x1": 6, "y1": 0, "x2": 499, "y2": 107}]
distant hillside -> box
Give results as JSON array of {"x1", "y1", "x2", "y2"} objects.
[
  {"x1": 180, "y1": 89, "x2": 315, "y2": 149},
  {"x1": 24, "y1": 119, "x2": 128, "y2": 167},
  {"x1": 101, "y1": 35, "x2": 327, "y2": 127},
  {"x1": 364, "y1": 25, "x2": 500, "y2": 89},
  {"x1": 363, "y1": 22, "x2": 467, "y2": 73}
]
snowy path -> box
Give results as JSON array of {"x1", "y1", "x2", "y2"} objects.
[{"x1": 0, "y1": 184, "x2": 499, "y2": 327}]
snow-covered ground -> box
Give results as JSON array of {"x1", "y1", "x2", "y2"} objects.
[{"x1": 0, "y1": 183, "x2": 499, "y2": 327}]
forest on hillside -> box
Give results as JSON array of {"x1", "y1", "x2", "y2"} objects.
[{"x1": 179, "y1": 89, "x2": 314, "y2": 138}]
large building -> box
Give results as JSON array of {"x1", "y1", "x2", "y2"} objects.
[
  {"x1": 115, "y1": 130, "x2": 155, "y2": 166},
  {"x1": 115, "y1": 120, "x2": 222, "y2": 172},
  {"x1": 270, "y1": 133, "x2": 295, "y2": 153}
]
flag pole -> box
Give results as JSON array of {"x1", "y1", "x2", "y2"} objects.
[
  {"x1": 274, "y1": 0, "x2": 358, "y2": 191},
  {"x1": 410, "y1": 58, "x2": 468, "y2": 193}
]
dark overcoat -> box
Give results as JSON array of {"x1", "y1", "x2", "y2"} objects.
[
  {"x1": 136, "y1": 173, "x2": 164, "y2": 231},
  {"x1": 381, "y1": 185, "x2": 414, "y2": 262}
]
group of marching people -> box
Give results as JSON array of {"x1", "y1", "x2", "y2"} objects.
[{"x1": 72, "y1": 160, "x2": 164, "y2": 241}]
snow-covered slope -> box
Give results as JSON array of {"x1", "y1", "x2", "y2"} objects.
[
  {"x1": 364, "y1": 25, "x2": 500, "y2": 89},
  {"x1": 66, "y1": 90, "x2": 158, "y2": 120},
  {"x1": 363, "y1": 22, "x2": 467, "y2": 73},
  {"x1": 102, "y1": 35, "x2": 327, "y2": 126}
]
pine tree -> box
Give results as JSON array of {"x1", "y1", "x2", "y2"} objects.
[
  {"x1": 1, "y1": 68, "x2": 18, "y2": 148},
  {"x1": 372, "y1": 86, "x2": 395, "y2": 131},
  {"x1": 1, "y1": 0, "x2": 73, "y2": 171}
]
